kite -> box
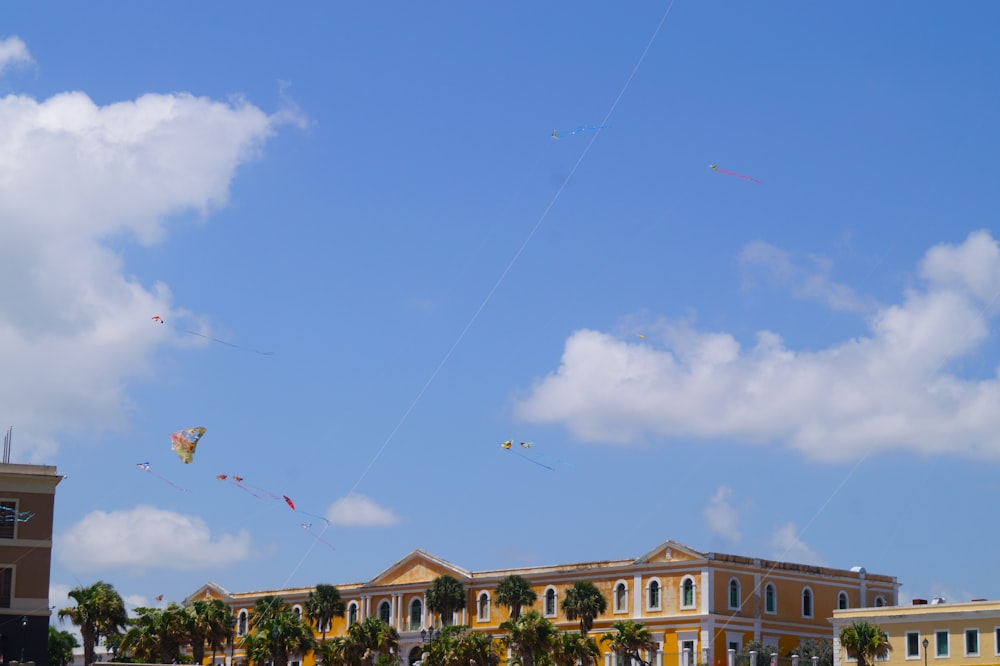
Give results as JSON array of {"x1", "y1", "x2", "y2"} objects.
[
  {"x1": 0, "y1": 505, "x2": 35, "y2": 523},
  {"x1": 152, "y1": 316, "x2": 274, "y2": 356},
  {"x1": 217, "y1": 474, "x2": 280, "y2": 500},
  {"x1": 137, "y1": 462, "x2": 189, "y2": 492},
  {"x1": 284, "y1": 495, "x2": 295, "y2": 510},
  {"x1": 551, "y1": 125, "x2": 610, "y2": 140},
  {"x1": 500, "y1": 440, "x2": 554, "y2": 471},
  {"x1": 284, "y1": 495, "x2": 331, "y2": 524},
  {"x1": 155, "y1": 595, "x2": 164, "y2": 602},
  {"x1": 170, "y1": 427, "x2": 206, "y2": 464},
  {"x1": 709, "y1": 164, "x2": 762, "y2": 184},
  {"x1": 301, "y1": 523, "x2": 337, "y2": 551}
]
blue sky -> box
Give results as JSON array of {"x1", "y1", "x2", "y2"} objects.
[{"x1": 3, "y1": 0, "x2": 1000, "y2": 625}]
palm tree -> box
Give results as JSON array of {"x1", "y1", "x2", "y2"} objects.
[
  {"x1": 48, "y1": 626, "x2": 80, "y2": 666},
  {"x1": 189, "y1": 598, "x2": 234, "y2": 665},
  {"x1": 552, "y1": 632, "x2": 600, "y2": 666},
  {"x1": 247, "y1": 596, "x2": 316, "y2": 666},
  {"x1": 426, "y1": 575, "x2": 467, "y2": 627},
  {"x1": 58, "y1": 581, "x2": 128, "y2": 666},
  {"x1": 561, "y1": 581, "x2": 607, "y2": 637},
  {"x1": 839, "y1": 621, "x2": 892, "y2": 666},
  {"x1": 500, "y1": 610, "x2": 558, "y2": 666},
  {"x1": 345, "y1": 617, "x2": 399, "y2": 666},
  {"x1": 305, "y1": 584, "x2": 346, "y2": 643},
  {"x1": 316, "y1": 636, "x2": 349, "y2": 666},
  {"x1": 119, "y1": 604, "x2": 190, "y2": 664},
  {"x1": 423, "y1": 626, "x2": 501, "y2": 666},
  {"x1": 601, "y1": 621, "x2": 657, "y2": 666},
  {"x1": 495, "y1": 575, "x2": 537, "y2": 621}
]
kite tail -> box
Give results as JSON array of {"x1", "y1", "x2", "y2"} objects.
[{"x1": 516, "y1": 451, "x2": 555, "y2": 471}]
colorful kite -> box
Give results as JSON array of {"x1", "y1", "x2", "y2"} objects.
[
  {"x1": 137, "y1": 462, "x2": 189, "y2": 492},
  {"x1": 170, "y1": 427, "x2": 206, "y2": 464},
  {"x1": 0, "y1": 504, "x2": 35, "y2": 523},
  {"x1": 500, "y1": 440, "x2": 554, "y2": 471},
  {"x1": 551, "y1": 124, "x2": 610, "y2": 140},
  {"x1": 709, "y1": 164, "x2": 762, "y2": 184},
  {"x1": 152, "y1": 315, "x2": 164, "y2": 324}
]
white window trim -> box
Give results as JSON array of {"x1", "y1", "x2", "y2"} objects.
[
  {"x1": 801, "y1": 586, "x2": 814, "y2": 618},
  {"x1": 409, "y1": 598, "x2": 423, "y2": 630},
  {"x1": 874, "y1": 595, "x2": 887, "y2": 607},
  {"x1": 935, "y1": 629, "x2": 950, "y2": 658},
  {"x1": 645, "y1": 578, "x2": 662, "y2": 612},
  {"x1": 237, "y1": 610, "x2": 248, "y2": 637},
  {"x1": 543, "y1": 586, "x2": 558, "y2": 618},
  {"x1": 994, "y1": 627, "x2": 1000, "y2": 656},
  {"x1": 837, "y1": 590, "x2": 850, "y2": 610},
  {"x1": 680, "y1": 576, "x2": 697, "y2": 610},
  {"x1": 728, "y1": 578, "x2": 741, "y2": 610},
  {"x1": 613, "y1": 579, "x2": 629, "y2": 614},
  {"x1": 378, "y1": 599, "x2": 392, "y2": 624},
  {"x1": 904, "y1": 632, "x2": 921, "y2": 660},
  {"x1": 763, "y1": 582, "x2": 776, "y2": 615},
  {"x1": 347, "y1": 601, "x2": 360, "y2": 627},
  {"x1": 477, "y1": 591, "x2": 491, "y2": 622},
  {"x1": 965, "y1": 628, "x2": 980, "y2": 657}
]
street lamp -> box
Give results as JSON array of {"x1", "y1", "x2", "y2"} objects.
[
  {"x1": 420, "y1": 627, "x2": 440, "y2": 643},
  {"x1": 922, "y1": 638, "x2": 929, "y2": 666},
  {"x1": 20, "y1": 616, "x2": 27, "y2": 663}
]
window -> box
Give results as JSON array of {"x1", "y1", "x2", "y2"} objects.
[
  {"x1": 379, "y1": 601, "x2": 391, "y2": 624},
  {"x1": 995, "y1": 628, "x2": 1000, "y2": 656},
  {"x1": 238, "y1": 611, "x2": 247, "y2": 637},
  {"x1": 544, "y1": 587, "x2": 557, "y2": 617},
  {"x1": 728, "y1": 642, "x2": 739, "y2": 654},
  {"x1": 293, "y1": 606, "x2": 302, "y2": 619},
  {"x1": 875, "y1": 596, "x2": 886, "y2": 607},
  {"x1": 764, "y1": 583, "x2": 776, "y2": 614},
  {"x1": 965, "y1": 629, "x2": 979, "y2": 656},
  {"x1": 614, "y1": 582, "x2": 628, "y2": 613},
  {"x1": 409, "y1": 599, "x2": 422, "y2": 631},
  {"x1": 647, "y1": 579, "x2": 661, "y2": 610},
  {"x1": 728, "y1": 579, "x2": 741, "y2": 610},
  {"x1": 905, "y1": 632, "x2": 920, "y2": 659},
  {"x1": 801, "y1": 588, "x2": 813, "y2": 618},
  {"x1": 348, "y1": 602, "x2": 359, "y2": 627},
  {"x1": 0, "y1": 568, "x2": 11, "y2": 608},
  {"x1": 0, "y1": 501, "x2": 15, "y2": 539},
  {"x1": 838, "y1": 592, "x2": 849, "y2": 610},
  {"x1": 681, "y1": 640, "x2": 695, "y2": 666},
  {"x1": 681, "y1": 577, "x2": 696, "y2": 609},
  {"x1": 936, "y1": 630, "x2": 949, "y2": 657},
  {"x1": 477, "y1": 592, "x2": 490, "y2": 622}
]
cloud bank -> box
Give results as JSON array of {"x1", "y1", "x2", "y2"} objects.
[
  {"x1": 0, "y1": 80, "x2": 290, "y2": 460},
  {"x1": 326, "y1": 493, "x2": 400, "y2": 527},
  {"x1": 57, "y1": 505, "x2": 252, "y2": 571},
  {"x1": 516, "y1": 230, "x2": 1000, "y2": 462}
]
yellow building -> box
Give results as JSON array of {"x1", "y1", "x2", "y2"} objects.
[
  {"x1": 189, "y1": 539, "x2": 897, "y2": 666},
  {"x1": 832, "y1": 600, "x2": 1000, "y2": 666}
]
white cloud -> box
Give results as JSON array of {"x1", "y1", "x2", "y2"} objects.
[
  {"x1": 0, "y1": 88, "x2": 293, "y2": 461},
  {"x1": 770, "y1": 523, "x2": 827, "y2": 566},
  {"x1": 516, "y1": 230, "x2": 1000, "y2": 462},
  {"x1": 57, "y1": 505, "x2": 252, "y2": 571},
  {"x1": 704, "y1": 486, "x2": 741, "y2": 542},
  {"x1": 0, "y1": 37, "x2": 33, "y2": 74},
  {"x1": 738, "y1": 241, "x2": 875, "y2": 313},
  {"x1": 325, "y1": 493, "x2": 400, "y2": 526}
]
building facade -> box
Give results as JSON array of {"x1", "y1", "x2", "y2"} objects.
[
  {"x1": 0, "y1": 463, "x2": 62, "y2": 666},
  {"x1": 832, "y1": 600, "x2": 1000, "y2": 666},
  {"x1": 191, "y1": 539, "x2": 897, "y2": 666}
]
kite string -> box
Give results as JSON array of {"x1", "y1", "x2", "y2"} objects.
[{"x1": 345, "y1": 0, "x2": 678, "y2": 499}]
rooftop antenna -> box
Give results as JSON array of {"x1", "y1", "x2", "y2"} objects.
[{"x1": 2, "y1": 427, "x2": 10, "y2": 464}]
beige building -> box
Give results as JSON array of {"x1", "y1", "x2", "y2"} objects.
[
  {"x1": 832, "y1": 599, "x2": 1000, "y2": 666},
  {"x1": 0, "y1": 462, "x2": 62, "y2": 666},
  {"x1": 191, "y1": 539, "x2": 898, "y2": 666}
]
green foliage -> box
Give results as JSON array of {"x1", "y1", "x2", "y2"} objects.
[
  {"x1": 500, "y1": 610, "x2": 558, "y2": 666},
  {"x1": 188, "y1": 598, "x2": 235, "y2": 665},
  {"x1": 58, "y1": 581, "x2": 128, "y2": 666},
  {"x1": 839, "y1": 622, "x2": 891, "y2": 666},
  {"x1": 560, "y1": 582, "x2": 607, "y2": 637},
  {"x1": 48, "y1": 626, "x2": 80, "y2": 666},
  {"x1": 601, "y1": 621, "x2": 656, "y2": 666},
  {"x1": 305, "y1": 584, "x2": 346, "y2": 642},
  {"x1": 790, "y1": 639, "x2": 833, "y2": 666},
  {"x1": 426, "y1": 576, "x2": 467, "y2": 627},
  {"x1": 494, "y1": 576, "x2": 537, "y2": 621},
  {"x1": 552, "y1": 632, "x2": 600, "y2": 666},
  {"x1": 242, "y1": 595, "x2": 316, "y2": 666}
]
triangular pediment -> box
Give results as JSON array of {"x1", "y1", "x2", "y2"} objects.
[
  {"x1": 366, "y1": 549, "x2": 471, "y2": 587},
  {"x1": 184, "y1": 582, "x2": 233, "y2": 605},
  {"x1": 634, "y1": 539, "x2": 706, "y2": 564}
]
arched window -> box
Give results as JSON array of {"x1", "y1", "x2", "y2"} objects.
[
  {"x1": 379, "y1": 600, "x2": 391, "y2": 624},
  {"x1": 838, "y1": 591, "x2": 849, "y2": 610},
  {"x1": 238, "y1": 610, "x2": 248, "y2": 636},
  {"x1": 544, "y1": 587, "x2": 557, "y2": 617},
  {"x1": 681, "y1": 577, "x2": 696, "y2": 609},
  {"x1": 728, "y1": 579, "x2": 741, "y2": 610},
  {"x1": 348, "y1": 602, "x2": 359, "y2": 627},
  {"x1": 647, "y1": 579, "x2": 661, "y2": 610},
  {"x1": 477, "y1": 592, "x2": 490, "y2": 622},
  {"x1": 409, "y1": 599, "x2": 422, "y2": 631},
  {"x1": 764, "y1": 583, "x2": 776, "y2": 614},
  {"x1": 875, "y1": 595, "x2": 886, "y2": 607},
  {"x1": 614, "y1": 581, "x2": 628, "y2": 613},
  {"x1": 801, "y1": 588, "x2": 813, "y2": 618},
  {"x1": 293, "y1": 605, "x2": 302, "y2": 620}
]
